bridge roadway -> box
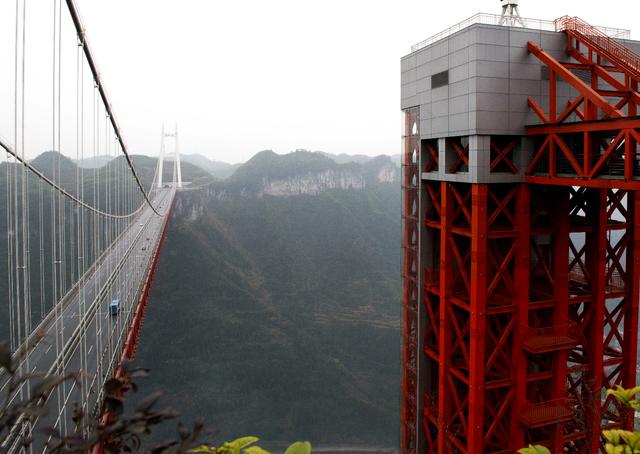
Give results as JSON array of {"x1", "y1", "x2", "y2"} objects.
[{"x1": 0, "y1": 187, "x2": 175, "y2": 453}]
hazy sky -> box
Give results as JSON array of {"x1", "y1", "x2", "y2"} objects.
[{"x1": 2, "y1": 1, "x2": 639, "y2": 163}]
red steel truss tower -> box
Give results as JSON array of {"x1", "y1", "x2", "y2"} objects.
[{"x1": 401, "y1": 15, "x2": 640, "y2": 453}]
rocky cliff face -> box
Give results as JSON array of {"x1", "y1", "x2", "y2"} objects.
[
  {"x1": 258, "y1": 169, "x2": 366, "y2": 196},
  {"x1": 219, "y1": 149, "x2": 399, "y2": 198},
  {"x1": 375, "y1": 162, "x2": 398, "y2": 183},
  {"x1": 175, "y1": 151, "x2": 399, "y2": 223}
]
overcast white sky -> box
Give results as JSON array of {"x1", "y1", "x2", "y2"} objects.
[{"x1": 1, "y1": 1, "x2": 639, "y2": 163}]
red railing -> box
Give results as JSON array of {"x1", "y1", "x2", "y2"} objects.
[
  {"x1": 569, "y1": 265, "x2": 626, "y2": 292},
  {"x1": 526, "y1": 321, "x2": 578, "y2": 339},
  {"x1": 520, "y1": 398, "x2": 575, "y2": 428},
  {"x1": 554, "y1": 16, "x2": 640, "y2": 80},
  {"x1": 523, "y1": 322, "x2": 579, "y2": 353}
]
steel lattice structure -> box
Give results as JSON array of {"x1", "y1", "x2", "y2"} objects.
[{"x1": 401, "y1": 15, "x2": 640, "y2": 454}]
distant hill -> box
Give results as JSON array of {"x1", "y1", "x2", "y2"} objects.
[
  {"x1": 224, "y1": 150, "x2": 398, "y2": 195},
  {"x1": 27, "y1": 151, "x2": 213, "y2": 190},
  {"x1": 74, "y1": 154, "x2": 113, "y2": 169},
  {"x1": 180, "y1": 153, "x2": 240, "y2": 180},
  {"x1": 317, "y1": 150, "x2": 377, "y2": 165},
  {"x1": 135, "y1": 149, "x2": 401, "y2": 449}
]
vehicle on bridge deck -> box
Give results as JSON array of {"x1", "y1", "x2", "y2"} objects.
[{"x1": 110, "y1": 299, "x2": 121, "y2": 316}]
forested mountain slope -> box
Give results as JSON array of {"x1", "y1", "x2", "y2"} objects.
[{"x1": 135, "y1": 151, "x2": 401, "y2": 448}]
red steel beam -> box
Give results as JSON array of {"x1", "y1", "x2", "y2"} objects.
[
  {"x1": 527, "y1": 42, "x2": 624, "y2": 119},
  {"x1": 510, "y1": 184, "x2": 529, "y2": 450},
  {"x1": 438, "y1": 181, "x2": 453, "y2": 452},
  {"x1": 525, "y1": 175, "x2": 640, "y2": 191},
  {"x1": 527, "y1": 117, "x2": 640, "y2": 135},
  {"x1": 468, "y1": 185, "x2": 487, "y2": 454},
  {"x1": 623, "y1": 192, "x2": 640, "y2": 427},
  {"x1": 550, "y1": 190, "x2": 570, "y2": 452},
  {"x1": 586, "y1": 189, "x2": 607, "y2": 453}
]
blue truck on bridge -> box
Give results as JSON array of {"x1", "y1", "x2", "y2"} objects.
[{"x1": 110, "y1": 299, "x2": 120, "y2": 316}]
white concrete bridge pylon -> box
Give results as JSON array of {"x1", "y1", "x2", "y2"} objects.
[{"x1": 157, "y1": 124, "x2": 183, "y2": 188}]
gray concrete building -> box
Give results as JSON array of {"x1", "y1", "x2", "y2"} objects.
[{"x1": 401, "y1": 14, "x2": 640, "y2": 184}]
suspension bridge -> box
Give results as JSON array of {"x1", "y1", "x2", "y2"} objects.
[{"x1": 0, "y1": 0, "x2": 182, "y2": 451}]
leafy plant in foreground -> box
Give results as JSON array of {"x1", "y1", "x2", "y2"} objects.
[
  {"x1": 517, "y1": 445, "x2": 550, "y2": 454},
  {"x1": 1, "y1": 338, "x2": 310, "y2": 453},
  {"x1": 190, "y1": 438, "x2": 311, "y2": 454},
  {"x1": 601, "y1": 386, "x2": 640, "y2": 454}
]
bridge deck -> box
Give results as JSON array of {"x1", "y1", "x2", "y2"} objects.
[{"x1": 0, "y1": 187, "x2": 175, "y2": 452}]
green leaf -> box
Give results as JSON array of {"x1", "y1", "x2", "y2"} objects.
[
  {"x1": 226, "y1": 437, "x2": 259, "y2": 454},
  {"x1": 604, "y1": 430, "x2": 621, "y2": 445},
  {"x1": 284, "y1": 441, "x2": 311, "y2": 454},
  {"x1": 620, "y1": 430, "x2": 640, "y2": 450},
  {"x1": 603, "y1": 444, "x2": 615, "y2": 454},
  {"x1": 189, "y1": 445, "x2": 218, "y2": 454},
  {"x1": 607, "y1": 386, "x2": 640, "y2": 406},
  {"x1": 517, "y1": 445, "x2": 550, "y2": 454},
  {"x1": 243, "y1": 447, "x2": 270, "y2": 454}
]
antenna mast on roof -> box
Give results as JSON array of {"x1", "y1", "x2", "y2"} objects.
[{"x1": 499, "y1": 0, "x2": 525, "y2": 27}]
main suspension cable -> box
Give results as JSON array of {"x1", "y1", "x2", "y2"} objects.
[
  {"x1": 64, "y1": 0, "x2": 160, "y2": 216},
  {"x1": 0, "y1": 138, "x2": 145, "y2": 220}
]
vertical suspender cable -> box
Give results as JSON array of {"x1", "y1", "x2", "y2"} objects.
[
  {"x1": 58, "y1": 0, "x2": 65, "y2": 298},
  {"x1": 51, "y1": 0, "x2": 64, "y2": 433},
  {"x1": 7, "y1": 0, "x2": 18, "y2": 355},
  {"x1": 38, "y1": 177, "x2": 44, "y2": 319},
  {"x1": 76, "y1": 38, "x2": 88, "y2": 424},
  {"x1": 19, "y1": 0, "x2": 31, "y2": 398},
  {"x1": 93, "y1": 85, "x2": 101, "y2": 385},
  {"x1": 13, "y1": 0, "x2": 22, "y2": 365}
]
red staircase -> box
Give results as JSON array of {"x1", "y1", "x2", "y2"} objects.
[{"x1": 555, "y1": 16, "x2": 640, "y2": 83}]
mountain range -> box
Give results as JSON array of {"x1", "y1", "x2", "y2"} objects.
[{"x1": 133, "y1": 150, "x2": 401, "y2": 449}]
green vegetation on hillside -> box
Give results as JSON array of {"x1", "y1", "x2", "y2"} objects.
[{"x1": 134, "y1": 152, "x2": 401, "y2": 448}]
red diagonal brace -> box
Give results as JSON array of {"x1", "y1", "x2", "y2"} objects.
[{"x1": 528, "y1": 41, "x2": 624, "y2": 119}]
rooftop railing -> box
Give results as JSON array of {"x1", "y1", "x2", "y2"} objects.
[{"x1": 410, "y1": 13, "x2": 631, "y2": 53}]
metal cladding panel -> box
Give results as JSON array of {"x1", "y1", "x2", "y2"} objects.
[{"x1": 400, "y1": 23, "x2": 640, "y2": 139}]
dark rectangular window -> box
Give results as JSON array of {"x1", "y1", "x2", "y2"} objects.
[{"x1": 431, "y1": 70, "x2": 449, "y2": 89}]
